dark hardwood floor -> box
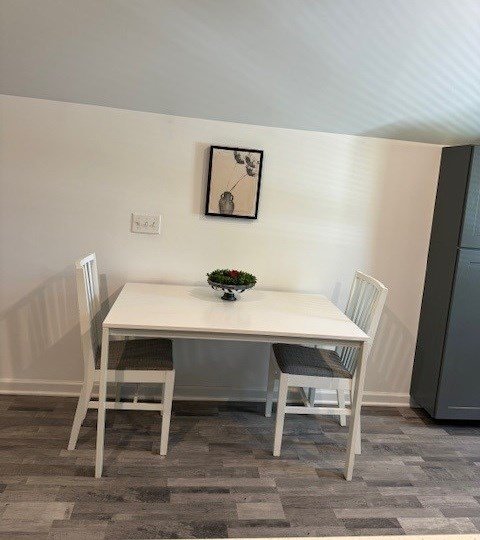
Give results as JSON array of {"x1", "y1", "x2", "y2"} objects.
[{"x1": 0, "y1": 394, "x2": 479, "y2": 538}]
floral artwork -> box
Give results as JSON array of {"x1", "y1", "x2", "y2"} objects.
[{"x1": 205, "y1": 146, "x2": 264, "y2": 219}]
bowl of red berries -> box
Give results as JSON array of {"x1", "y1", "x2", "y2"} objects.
[{"x1": 207, "y1": 269, "x2": 257, "y2": 301}]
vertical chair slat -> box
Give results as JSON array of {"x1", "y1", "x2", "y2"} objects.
[
  {"x1": 84, "y1": 261, "x2": 98, "y2": 354},
  {"x1": 339, "y1": 275, "x2": 384, "y2": 373}
]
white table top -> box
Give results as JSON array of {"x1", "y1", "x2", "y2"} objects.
[{"x1": 103, "y1": 283, "x2": 368, "y2": 343}]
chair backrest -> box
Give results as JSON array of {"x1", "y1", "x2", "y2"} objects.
[
  {"x1": 336, "y1": 271, "x2": 388, "y2": 373},
  {"x1": 75, "y1": 253, "x2": 101, "y2": 374}
]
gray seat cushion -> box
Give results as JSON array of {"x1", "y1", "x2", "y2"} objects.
[
  {"x1": 95, "y1": 339, "x2": 173, "y2": 371},
  {"x1": 272, "y1": 344, "x2": 352, "y2": 378}
]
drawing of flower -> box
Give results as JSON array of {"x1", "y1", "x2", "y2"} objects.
[
  {"x1": 233, "y1": 150, "x2": 245, "y2": 164},
  {"x1": 213, "y1": 148, "x2": 262, "y2": 217}
]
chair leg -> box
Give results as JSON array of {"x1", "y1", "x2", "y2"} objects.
[
  {"x1": 68, "y1": 377, "x2": 94, "y2": 450},
  {"x1": 337, "y1": 389, "x2": 347, "y2": 427},
  {"x1": 159, "y1": 371, "x2": 175, "y2": 456},
  {"x1": 349, "y1": 385, "x2": 361, "y2": 455},
  {"x1": 265, "y1": 351, "x2": 277, "y2": 417},
  {"x1": 95, "y1": 328, "x2": 110, "y2": 478},
  {"x1": 158, "y1": 380, "x2": 165, "y2": 414},
  {"x1": 355, "y1": 414, "x2": 361, "y2": 455},
  {"x1": 273, "y1": 374, "x2": 288, "y2": 457}
]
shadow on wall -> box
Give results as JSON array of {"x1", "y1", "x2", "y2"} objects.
[
  {"x1": 192, "y1": 142, "x2": 210, "y2": 216},
  {"x1": 363, "y1": 131, "x2": 436, "y2": 397},
  {"x1": 173, "y1": 338, "x2": 270, "y2": 398},
  {"x1": 367, "y1": 306, "x2": 416, "y2": 397},
  {"x1": 0, "y1": 266, "x2": 111, "y2": 383}
]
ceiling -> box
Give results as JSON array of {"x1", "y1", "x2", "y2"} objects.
[{"x1": 1, "y1": 0, "x2": 479, "y2": 144}]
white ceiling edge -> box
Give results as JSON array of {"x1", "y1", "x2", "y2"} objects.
[{"x1": 1, "y1": 93, "x2": 445, "y2": 149}]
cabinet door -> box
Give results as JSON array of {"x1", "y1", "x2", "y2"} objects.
[
  {"x1": 436, "y1": 249, "x2": 480, "y2": 419},
  {"x1": 460, "y1": 146, "x2": 480, "y2": 249}
]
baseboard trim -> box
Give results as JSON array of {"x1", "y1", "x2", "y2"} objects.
[
  {"x1": 0, "y1": 378, "x2": 410, "y2": 407},
  {"x1": 0, "y1": 378, "x2": 82, "y2": 397}
]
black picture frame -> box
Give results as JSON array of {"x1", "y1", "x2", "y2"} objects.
[{"x1": 205, "y1": 145, "x2": 264, "y2": 219}]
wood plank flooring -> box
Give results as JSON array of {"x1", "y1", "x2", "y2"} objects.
[{"x1": 0, "y1": 394, "x2": 479, "y2": 538}]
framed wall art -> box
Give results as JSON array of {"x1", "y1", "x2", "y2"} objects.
[{"x1": 205, "y1": 146, "x2": 264, "y2": 219}]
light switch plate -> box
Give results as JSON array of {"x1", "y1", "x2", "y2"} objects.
[{"x1": 131, "y1": 213, "x2": 161, "y2": 234}]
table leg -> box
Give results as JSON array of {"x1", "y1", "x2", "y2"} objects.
[
  {"x1": 344, "y1": 341, "x2": 368, "y2": 481},
  {"x1": 95, "y1": 327, "x2": 109, "y2": 478}
]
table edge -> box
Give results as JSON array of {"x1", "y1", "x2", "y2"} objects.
[{"x1": 103, "y1": 321, "x2": 369, "y2": 341}]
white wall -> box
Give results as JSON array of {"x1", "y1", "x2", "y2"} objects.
[{"x1": 0, "y1": 95, "x2": 441, "y2": 404}]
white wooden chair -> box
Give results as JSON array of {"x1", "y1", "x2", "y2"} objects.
[
  {"x1": 265, "y1": 271, "x2": 387, "y2": 457},
  {"x1": 68, "y1": 253, "x2": 175, "y2": 456}
]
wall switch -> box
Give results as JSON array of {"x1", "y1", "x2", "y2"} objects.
[{"x1": 131, "y1": 213, "x2": 161, "y2": 234}]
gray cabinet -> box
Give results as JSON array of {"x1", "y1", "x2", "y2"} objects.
[
  {"x1": 411, "y1": 145, "x2": 480, "y2": 420},
  {"x1": 460, "y1": 147, "x2": 480, "y2": 249},
  {"x1": 436, "y1": 249, "x2": 480, "y2": 419}
]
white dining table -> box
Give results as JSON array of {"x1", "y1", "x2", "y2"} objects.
[{"x1": 96, "y1": 283, "x2": 369, "y2": 480}]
